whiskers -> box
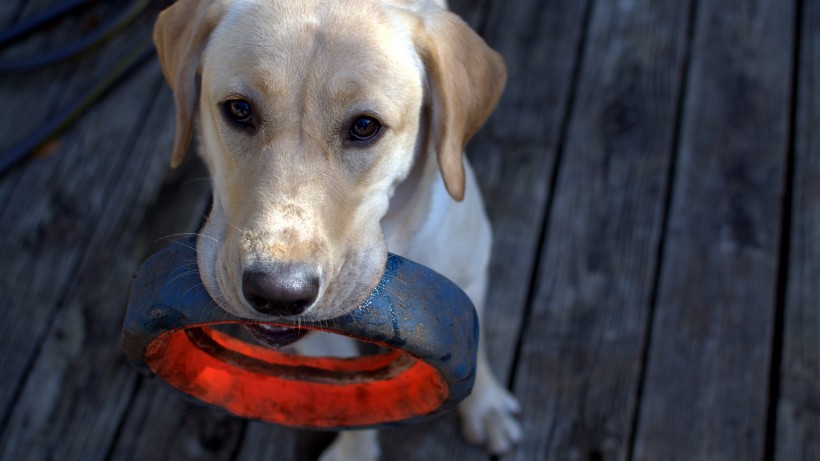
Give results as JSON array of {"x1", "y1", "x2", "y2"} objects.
[
  {"x1": 163, "y1": 257, "x2": 201, "y2": 289},
  {"x1": 155, "y1": 232, "x2": 218, "y2": 249},
  {"x1": 226, "y1": 222, "x2": 245, "y2": 234},
  {"x1": 181, "y1": 277, "x2": 206, "y2": 298},
  {"x1": 180, "y1": 176, "x2": 213, "y2": 188}
]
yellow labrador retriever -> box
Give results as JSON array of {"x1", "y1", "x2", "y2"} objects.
[{"x1": 154, "y1": 0, "x2": 521, "y2": 458}]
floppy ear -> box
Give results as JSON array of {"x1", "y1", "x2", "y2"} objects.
[
  {"x1": 153, "y1": 0, "x2": 226, "y2": 167},
  {"x1": 416, "y1": 10, "x2": 506, "y2": 201}
]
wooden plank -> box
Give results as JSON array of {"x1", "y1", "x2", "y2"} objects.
[
  {"x1": 0, "y1": 9, "x2": 213, "y2": 454},
  {"x1": 235, "y1": 422, "x2": 336, "y2": 461},
  {"x1": 0, "y1": 7, "x2": 157, "y2": 424},
  {"x1": 505, "y1": 0, "x2": 693, "y2": 459},
  {"x1": 378, "y1": 0, "x2": 591, "y2": 459},
  {"x1": 632, "y1": 0, "x2": 795, "y2": 459},
  {"x1": 0, "y1": 59, "x2": 202, "y2": 460},
  {"x1": 470, "y1": 0, "x2": 596, "y2": 385},
  {"x1": 775, "y1": 0, "x2": 820, "y2": 459},
  {"x1": 447, "y1": 0, "x2": 490, "y2": 30},
  {"x1": 462, "y1": 0, "x2": 588, "y2": 398}
]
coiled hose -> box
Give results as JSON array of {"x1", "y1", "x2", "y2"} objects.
[{"x1": 0, "y1": 0, "x2": 159, "y2": 176}]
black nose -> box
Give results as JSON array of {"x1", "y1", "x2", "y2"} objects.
[{"x1": 242, "y1": 264, "x2": 320, "y2": 316}]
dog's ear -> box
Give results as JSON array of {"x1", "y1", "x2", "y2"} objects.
[
  {"x1": 154, "y1": 0, "x2": 226, "y2": 167},
  {"x1": 416, "y1": 10, "x2": 506, "y2": 201}
]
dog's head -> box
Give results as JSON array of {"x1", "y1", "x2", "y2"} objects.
[{"x1": 154, "y1": 0, "x2": 505, "y2": 326}]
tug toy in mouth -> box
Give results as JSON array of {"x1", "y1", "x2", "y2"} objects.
[{"x1": 121, "y1": 237, "x2": 478, "y2": 429}]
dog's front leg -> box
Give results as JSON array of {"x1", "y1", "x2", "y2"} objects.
[{"x1": 292, "y1": 333, "x2": 381, "y2": 461}]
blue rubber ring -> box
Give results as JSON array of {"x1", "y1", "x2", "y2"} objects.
[{"x1": 121, "y1": 237, "x2": 478, "y2": 429}]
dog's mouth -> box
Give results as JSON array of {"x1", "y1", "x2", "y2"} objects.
[{"x1": 245, "y1": 324, "x2": 310, "y2": 348}]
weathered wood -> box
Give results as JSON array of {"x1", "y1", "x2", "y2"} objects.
[
  {"x1": 110, "y1": 379, "x2": 245, "y2": 461},
  {"x1": 471, "y1": 0, "x2": 593, "y2": 380},
  {"x1": 505, "y1": 0, "x2": 693, "y2": 459},
  {"x1": 775, "y1": 0, "x2": 820, "y2": 459},
  {"x1": 0, "y1": 9, "x2": 213, "y2": 456},
  {"x1": 235, "y1": 422, "x2": 336, "y2": 461},
  {"x1": 447, "y1": 0, "x2": 490, "y2": 30},
  {"x1": 0, "y1": 0, "x2": 807, "y2": 459},
  {"x1": 378, "y1": 0, "x2": 592, "y2": 459},
  {"x1": 0, "y1": 57, "x2": 209, "y2": 459},
  {"x1": 632, "y1": 0, "x2": 795, "y2": 459},
  {"x1": 0, "y1": 6, "x2": 157, "y2": 427},
  {"x1": 84, "y1": 116, "x2": 211, "y2": 461}
]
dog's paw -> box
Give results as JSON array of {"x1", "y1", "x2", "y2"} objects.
[
  {"x1": 458, "y1": 373, "x2": 522, "y2": 454},
  {"x1": 318, "y1": 430, "x2": 380, "y2": 461}
]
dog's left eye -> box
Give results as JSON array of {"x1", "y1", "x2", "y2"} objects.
[
  {"x1": 348, "y1": 116, "x2": 381, "y2": 142},
  {"x1": 223, "y1": 99, "x2": 254, "y2": 127}
]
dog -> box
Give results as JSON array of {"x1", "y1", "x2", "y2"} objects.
[{"x1": 153, "y1": 0, "x2": 521, "y2": 458}]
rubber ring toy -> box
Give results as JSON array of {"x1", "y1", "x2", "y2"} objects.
[{"x1": 121, "y1": 237, "x2": 478, "y2": 429}]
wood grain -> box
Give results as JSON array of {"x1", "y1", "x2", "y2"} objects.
[
  {"x1": 0, "y1": 3, "x2": 160, "y2": 425},
  {"x1": 0, "y1": 0, "x2": 809, "y2": 459},
  {"x1": 110, "y1": 379, "x2": 245, "y2": 461},
  {"x1": 235, "y1": 422, "x2": 336, "y2": 461},
  {"x1": 469, "y1": 0, "x2": 592, "y2": 380},
  {"x1": 0, "y1": 57, "x2": 212, "y2": 459},
  {"x1": 506, "y1": 0, "x2": 693, "y2": 459},
  {"x1": 632, "y1": 0, "x2": 795, "y2": 459},
  {"x1": 0, "y1": 30, "x2": 157, "y2": 434},
  {"x1": 775, "y1": 0, "x2": 820, "y2": 459}
]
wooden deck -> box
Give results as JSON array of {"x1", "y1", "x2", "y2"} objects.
[{"x1": 0, "y1": 0, "x2": 817, "y2": 459}]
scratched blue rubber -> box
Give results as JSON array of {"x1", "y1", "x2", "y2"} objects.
[{"x1": 121, "y1": 236, "x2": 478, "y2": 426}]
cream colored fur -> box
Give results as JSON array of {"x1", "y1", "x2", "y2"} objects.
[{"x1": 154, "y1": 0, "x2": 521, "y2": 458}]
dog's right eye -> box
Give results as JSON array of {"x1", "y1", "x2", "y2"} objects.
[
  {"x1": 348, "y1": 116, "x2": 381, "y2": 142},
  {"x1": 223, "y1": 99, "x2": 255, "y2": 128}
]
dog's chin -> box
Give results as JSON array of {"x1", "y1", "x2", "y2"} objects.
[{"x1": 245, "y1": 323, "x2": 311, "y2": 348}]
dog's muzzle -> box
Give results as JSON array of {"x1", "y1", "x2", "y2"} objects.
[{"x1": 121, "y1": 237, "x2": 478, "y2": 429}]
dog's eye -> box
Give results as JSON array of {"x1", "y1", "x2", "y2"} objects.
[
  {"x1": 224, "y1": 99, "x2": 254, "y2": 126},
  {"x1": 348, "y1": 116, "x2": 381, "y2": 142}
]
